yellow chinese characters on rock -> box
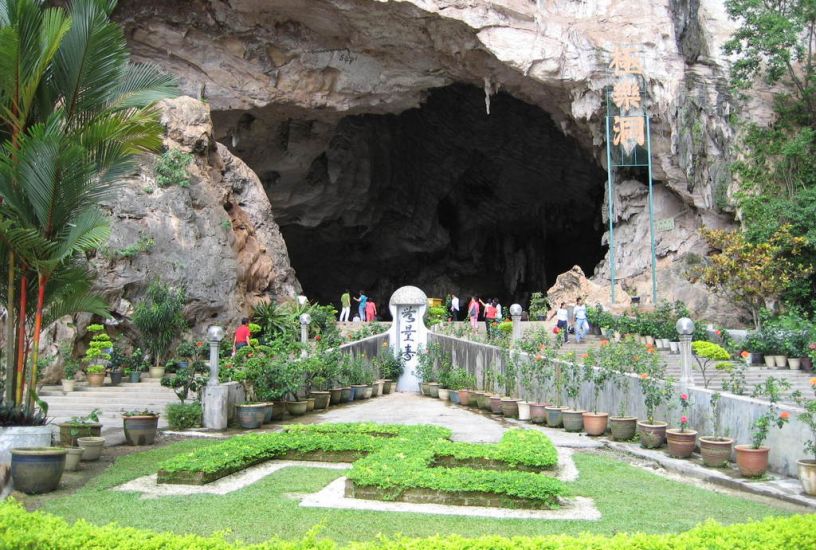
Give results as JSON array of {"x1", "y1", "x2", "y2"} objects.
[
  {"x1": 612, "y1": 116, "x2": 645, "y2": 147},
  {"x1": 611, "y1": 80, "x2": 641, "y2": 111},
  {"x1": 608, "y1": 47, "x2": 643, "y2": 76}
]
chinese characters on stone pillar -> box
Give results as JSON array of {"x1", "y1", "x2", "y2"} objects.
[
  {"x1": 399, "y1": 306, "x2": 417, "y2": 361},
  {"x1": 609, "y1": 46, "x2": 646, "y2": 154}
]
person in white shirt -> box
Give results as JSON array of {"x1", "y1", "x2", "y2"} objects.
[
  {"x1": 451, "y1": 295, "x2": 460, "y2": 321},
  {"x1": 548, "y1": 302, "x2": 569, "y2": 343},
  {"x1": 573, "y1": 297, "x2": 588, "y2": 343},
  {"x1": 495, "y1": 301, "x2": 502, "y2": 320}
]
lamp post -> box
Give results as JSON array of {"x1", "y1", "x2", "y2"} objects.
[
  {"x1": 676, "y1": 317, "x2": 695, "y2": 394},
  {"x1": 509, "y1": 303, "x2": 523, "y2": 343},
  {"x1": 206, "y1": 325, "x2": 225, "y2": 386},
  {"x1": 299, "y1": 313, "x2": 311, "y2": 357}
]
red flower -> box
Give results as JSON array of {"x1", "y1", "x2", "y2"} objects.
[
  {"x1": 196, "y1": 341, "x2": 204, "y2": 347},
  {"x1": 715, "y1": 329, "x2": 721, "y2": 336},
  {"x1": 535, "y1": 353, "x2": 544, "y2": 361},
  {"x1": 247, "y1": 353, "x2": 254, "y2": 358},
  {"x1": 680, "y1": 415, "x2": 688, "y2": 424},
  {"x1": 639, "y1": 373, "x2": 649, "y2": 380},
  {"x1": 581, "y1": 353, "x2": 589, "y2": 360},
  {"x1": 780, "y1": 411, "x2": 791, "y2": 420},
  {"x1": 315, "y1": 335, "x2": 321, "y2": 341},
  {"x1": 680, "y1": 393, "x2": 688, "y2": 401},
  {"x1": 740, "y1": 350, "x2": 750, "y2": 358},
  {"x1": 553, "y1": 327, "x2": 560, "y2": 334}
]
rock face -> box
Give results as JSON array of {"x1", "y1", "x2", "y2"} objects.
[
  {"x1": 547, "y1": 265, "x2": 631, "y2": 314},
  {"x1": 40, "y1": 97, "x2": 300, "y2": 383},
  {"x1": 110, "y1": 1, "x2": 756, "y2": 322}
]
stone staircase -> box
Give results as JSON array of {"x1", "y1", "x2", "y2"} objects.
[{"x1": 39, "y1": 376, "x2": 178, "y2": 442}]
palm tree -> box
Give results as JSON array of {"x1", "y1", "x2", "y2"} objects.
[{"x1": 0, "y1": 0, "x2": 177, "y2": 413}]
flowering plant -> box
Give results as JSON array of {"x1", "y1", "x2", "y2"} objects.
[
  {"x1": 678, "y1": 393, "x2": 692, "y2": 432},
  {"x1": 791, "y1": 378, "x2": 816, "y2": 461},
  {"x1": 808, "y1": 342, "x2": 816, "y2": 363},
  {"x1": 750, "y1": 377, "x2": 791, "y2": 449},
  {"x1": 636, "y1": 347, "x2": 673, "y2": 424}
]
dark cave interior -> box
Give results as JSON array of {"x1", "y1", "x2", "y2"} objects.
[{"x1": 214, "y1": 84, "x2": 607, "y2": 315}]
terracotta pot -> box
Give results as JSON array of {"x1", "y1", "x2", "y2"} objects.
[
  {"x1": 500, "y1": 398, "x2": 519, "y2": 419},
  {"x1": 735, "y1": 444, "x2": 770, "y2": 477},
  {"x1": 582, "y1": 412, "x2": 609, "y2": 436},
  {"x1": 10, "y1": 448, "x2": 67, "y2": 494},
  {"x1": 305, "y1": 397, "x2": 316, "y2": 411},
  {"x1": 437, "y1": 388, "x2": 450, "y2": 401},
  {"x1": 666, "y1": 429, "x2": 697, "y2": 458},
  {"x1": 699, "y1": 436, "x2": 733, "y2": 467},
  {"x1": 637, "y1": 421, "x2": 667, "y2": 448},
  {"x1": 458, "y1": 389, "x2": 471, "y2": 406},
  {"x1": 86, "y1": 372, "x2": 105, "y2": 387},
  {"x1": 529, "y1": 403, "x2": 547, "y2": 424},
  {"x1": 562, "y1": 409, "x2": 585, "y2": 432},
  {"x1": 123, "y1": 415, "x2": 159, "y2": 446},
  {"x1": 285, "y1": 400, "x2": 308, "y2": 416},
  {"x1": 428, "y1": 383, "x2": 440, "y2": 398},
  {"x1": 489, "y1": 395, "x2": 503, "y2": 414},
  {"x1": 545, "y1": 406, "x2": 567, "y2": 428},
  {"x1": 609, "y1": 416, "x2": 637, "y2": 441},
  {"x1": 310, "y1": 391, "x2": 331, "y2": 409},
  {"x1": 798, "y1": 459, "x2": 816, "y2": 496},
  {"x1": 329, "y1": 388, "x2": 344, "y2": 405},
  {"x1": 382, "y1": 379, "x2": 393, "y2": 394},
  {"x1": 517, "y1": 401, "x2": 531, "y2": 421}
]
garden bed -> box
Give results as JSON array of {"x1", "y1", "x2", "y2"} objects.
[{"x1": 156, "y1": 423, "x2": 566, "y2": 506}]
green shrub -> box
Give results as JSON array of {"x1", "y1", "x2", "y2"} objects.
[
  {"x1": 0, "y1": 499, "x2": 814, "y2": 549},
  {"x1": 156, "y1": 149, "x2": 194, "y2": 187},
  {"x1": 166, "y1": 403, "x2": 202, "y2": 430}
]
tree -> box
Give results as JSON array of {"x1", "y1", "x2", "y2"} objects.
[
  {"x1": 132, "y1": 280, "x2": 187, "y2": 368},
  {"x1": 691, "y1": 226, "x2": 811, "y2": 329},
  {"x1": 0, "y1": 0, "x2": 176, "y2": 414}
]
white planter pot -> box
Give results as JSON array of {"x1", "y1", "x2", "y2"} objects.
[
  {"x1": 438, "y1": 388, "x2": 450, "y2": 401},
  {"x1": 774, "y1": 355, "x2": 788, "y2": 368},
  {"x1": 645, "y1": 335, "x2": 655, "y2": 346},
  {"x1": 600, "y1": 327, "x2": 608, "y2": 337},
  {"x1": 77, "y1": 437, "x2": 105, "y2": 461},
  {"x1": 613, "y1": 331, "x2": 621, "y2": 342},
  {"x1": 517, "y1": 401, "x2": 531, "y2": 421},
  {"x1": 799, "y1": 459, "x2": 816, "y2": 496},
  {"x1": 669, "y1": 341, "x2": 679, "y2": 354},
  {"x1": 61, "y1": 379, "x2": 75, "y2": 392},
  {"x1": 764, "y1": 355, "x2": 776, "y2": 368},
  {"x1": 0, "y1": 425, "x2": 53, "y2": 465},
  {"x1": 788, "y1": 357, "x2": 802, "y2": 370},
  {"x1": 661, "y1": 338, "x2": 670, "y2": 349}
]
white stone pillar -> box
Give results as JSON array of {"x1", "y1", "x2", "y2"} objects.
[
  {"x1": 388, "y1": 286, "x2": 428, "y2": 392},
  {"x1": 676, "y1": 317, "x2": 695, "y2": 395},
  {"x1": 510, "y1": 303, "x2": 523, "y2": 343}
]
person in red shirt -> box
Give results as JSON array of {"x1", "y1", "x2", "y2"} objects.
[
  {"x1": 481, "y1": 298, "x2": 498, "y2": 339},
  {"x1": 233, "y1": 317, "x2": 250, "y2": 353},
  {"x1": 365, "y1": 298, "x2": 377, "y2": 322}
]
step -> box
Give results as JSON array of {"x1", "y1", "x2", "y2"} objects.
[{"x1": 40, "y1": 389, "x2": 176, "y2": 398}]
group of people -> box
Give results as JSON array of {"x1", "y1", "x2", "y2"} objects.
[
  {"x1": 548, "y1": 297, "x2": 589, "y2": 344},
  {"x1": 459, "y1": 296, "x2": 504, "y2": 338},
  {"x1": 339, "y1": 289, "x2": 378, "y2": 323}
]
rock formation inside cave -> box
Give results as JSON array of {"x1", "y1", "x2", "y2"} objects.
[{"x1": 213, "y1": 84, "x2": 605, "y2": 309}]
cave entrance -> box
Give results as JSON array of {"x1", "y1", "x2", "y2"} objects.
[{"x1": 215, "y1": 84, "x2": 606, "y2": 316}]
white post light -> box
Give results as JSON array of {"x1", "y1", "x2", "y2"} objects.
[
  {"x1": 206, "y1": 325, "x2": 225, "y2": 386},
  {"x1": 676, "y1": 317, "x2": 695, "y2": 394},
  {"x1": 299, "y1": 313, "x2": 312, "y2": 357},
  {"x1": 510, "y1": 303, "x2": 523, "y2": 343}
]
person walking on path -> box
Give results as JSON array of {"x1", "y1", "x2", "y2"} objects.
[
  {"x1": 233, "y1": 317, "x2": 251, "y2": 354},
  {"x1": 450, "y1": 294, "x2": 460, "y2": 321},
  {"x1": 365, "y1": 298, "x2": 377, "y2": 322},
  {"x1": 482, "y1": 298, "x2": 498, "y2": 339},
  {"x1": 354, "y1": 291, "x2": 367, "y2": 322},
  {"x1": 573, "y1": 297, "x2": 589, "y2": 343},
  {"x1": 548, "y1": 302, "x2": 569, "y2": 343},
  {"x1": 339, "y1": 289, "x2": 351, "y2": 322},
  {"x1": 468, "y1": 297, "x2": 480, "y2": 329}
]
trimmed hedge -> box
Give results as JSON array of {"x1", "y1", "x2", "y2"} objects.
[
  {"x1": 157, "y1": 423, "x2": 565, "y2": 504},
  {"x1": 1, "y1": 500, "x2": 815, "y2": 549}
]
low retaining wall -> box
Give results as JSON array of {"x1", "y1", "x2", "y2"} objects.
[
  {"x1": 429, "y1": 333, "x2": 811, "y2": 478},
  {"x1": 339, "y1": 333, "x2": 389, "y2": 360}
]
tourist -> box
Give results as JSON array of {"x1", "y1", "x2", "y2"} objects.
[
  {"x1": 494, "y1": 298, "x2": 502, "y2": 320},
  {"x1": 574, "y1": 297, "x2": 589, "y2": 343},
  {"x1": 468, "y1": 297, "x2": 480, "y2": 329},
  {"x1": 450, "y1": 294, "x2": 460, "y2": 321},
  {"x1": 365, "y1": 297, "x2": 377, "y2": 322},
  {"x1": 339, "y1": 289, "x2": 351, "y2": 322},
  {"x1": 233, "y1": 317, "x2": 251, "y2": 353},
  {"x1": 548, "y1": 302, "x2": 569, "y2": 343},
  {"x1": 482, "y1": 298, "x2": 498, "y2": 338},
  {"x1": 354, "y1": 290, "x2": 368, "y2": 322}
]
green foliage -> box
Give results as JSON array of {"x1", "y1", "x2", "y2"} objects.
[
  {"x1": 373, "y1": 348, "x2": 404, "y2": 381},
  {"x1": 793, "y1": 381, "x2": 816, "y2": 460},
  {"x1": 115, "y1": 235, "x2": 154, "y2": 259},
  {"x1": 166, "y1": 402, "x2": 202, "y2": 431},
  {"x1": 132, "y1": 280, "x2": 187, "y2": 367},
  {"x1": 691, "y1": 341, "x2": 731, "y2": 389},
  {"x1": 83, "y1": 324, "x2": 112, "y2": 364},
  {"x1": 156, "y1": 149, "x2": 194, "y2": 187},
  {"x1": 634, "y1": 345, "x2": 673, "y2": 424},
  {"x1": 528, "y1": 292, "x2": 549, "y2": 319},
  {"x1": 444, "y1": 367, "x2": 475, "y2": 391},
  {"x1": 345, "y1": 322, "x2": 389, "y2": 341},
  {"x1": 426, "y1": 306, "x2": 447, "y2": 326},
  {"x1": 158, "y1": 423, "x2": 565, "y2": 505},
  {"x1": 750, "y1": 377, "x2": 791, "y2": 450},
  {"x1": 122, "y1": 409, "x2": 159, "y2": 417}
]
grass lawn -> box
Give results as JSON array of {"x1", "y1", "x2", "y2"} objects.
[{"x1": 37, "y1": 438, "x2": 798, "y2": 545}]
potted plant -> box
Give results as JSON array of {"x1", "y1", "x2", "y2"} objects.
[
  {"x1": 58, "y1": 409, "x2": 102, "y2": 447},
  {"x1": 85, "y1": 364, "x2": 105, "y2": 387},
  {"x1": 62, "y1": 356, "x2": 79, "y2": 393},
  {"x1": 416, "y1": 344, "x2": 435, "y2": 396},
  {"x1": 666, "y1": 393, "x2": 697, "y2": 458},
  {"x1": 84, "y1": 324, "x2": 111, "y2": 386},
  {"x1": 10, "y1": 447, "x2": 68, "y2": 494},
  {"x1": 791, "y1": 380, "x2": 816, "y2": 495},
  {"x1": 132, "y1": 280, "x2": 186, "y2": 379},
  {"x1": 561, "y1": 353, "x2": 585, "y2": 432},
  {"x1": 699, "y1": 392, "x2": 734, "y2": 467},
  {"x1": 805, "y1": 342, "x2": 816, "y2": 372},
  {"x1": 122, "y1": 409, "x2": 160, "y2": 446},
  {"x1": 607, "y1": 340, "x2": 638, "y2": 440},
  {"x1": 526, "y1": 349, "x2": 551, "y2": 423},
  {"x1": 545, "y1": 357, "x2": 568, "y2": 427},
  {"x1": 637, "y1": 348, "x2": 673, "y2": 448},
  {"x1": 528, "y1": 292, "x2": 549, "y2": 321},
  {"x1": 735, "y1": 377, "x2": 790, "y2": 477},
  {"x1": 582, "y1": 349, "x2": 610, "y2": 436}
]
